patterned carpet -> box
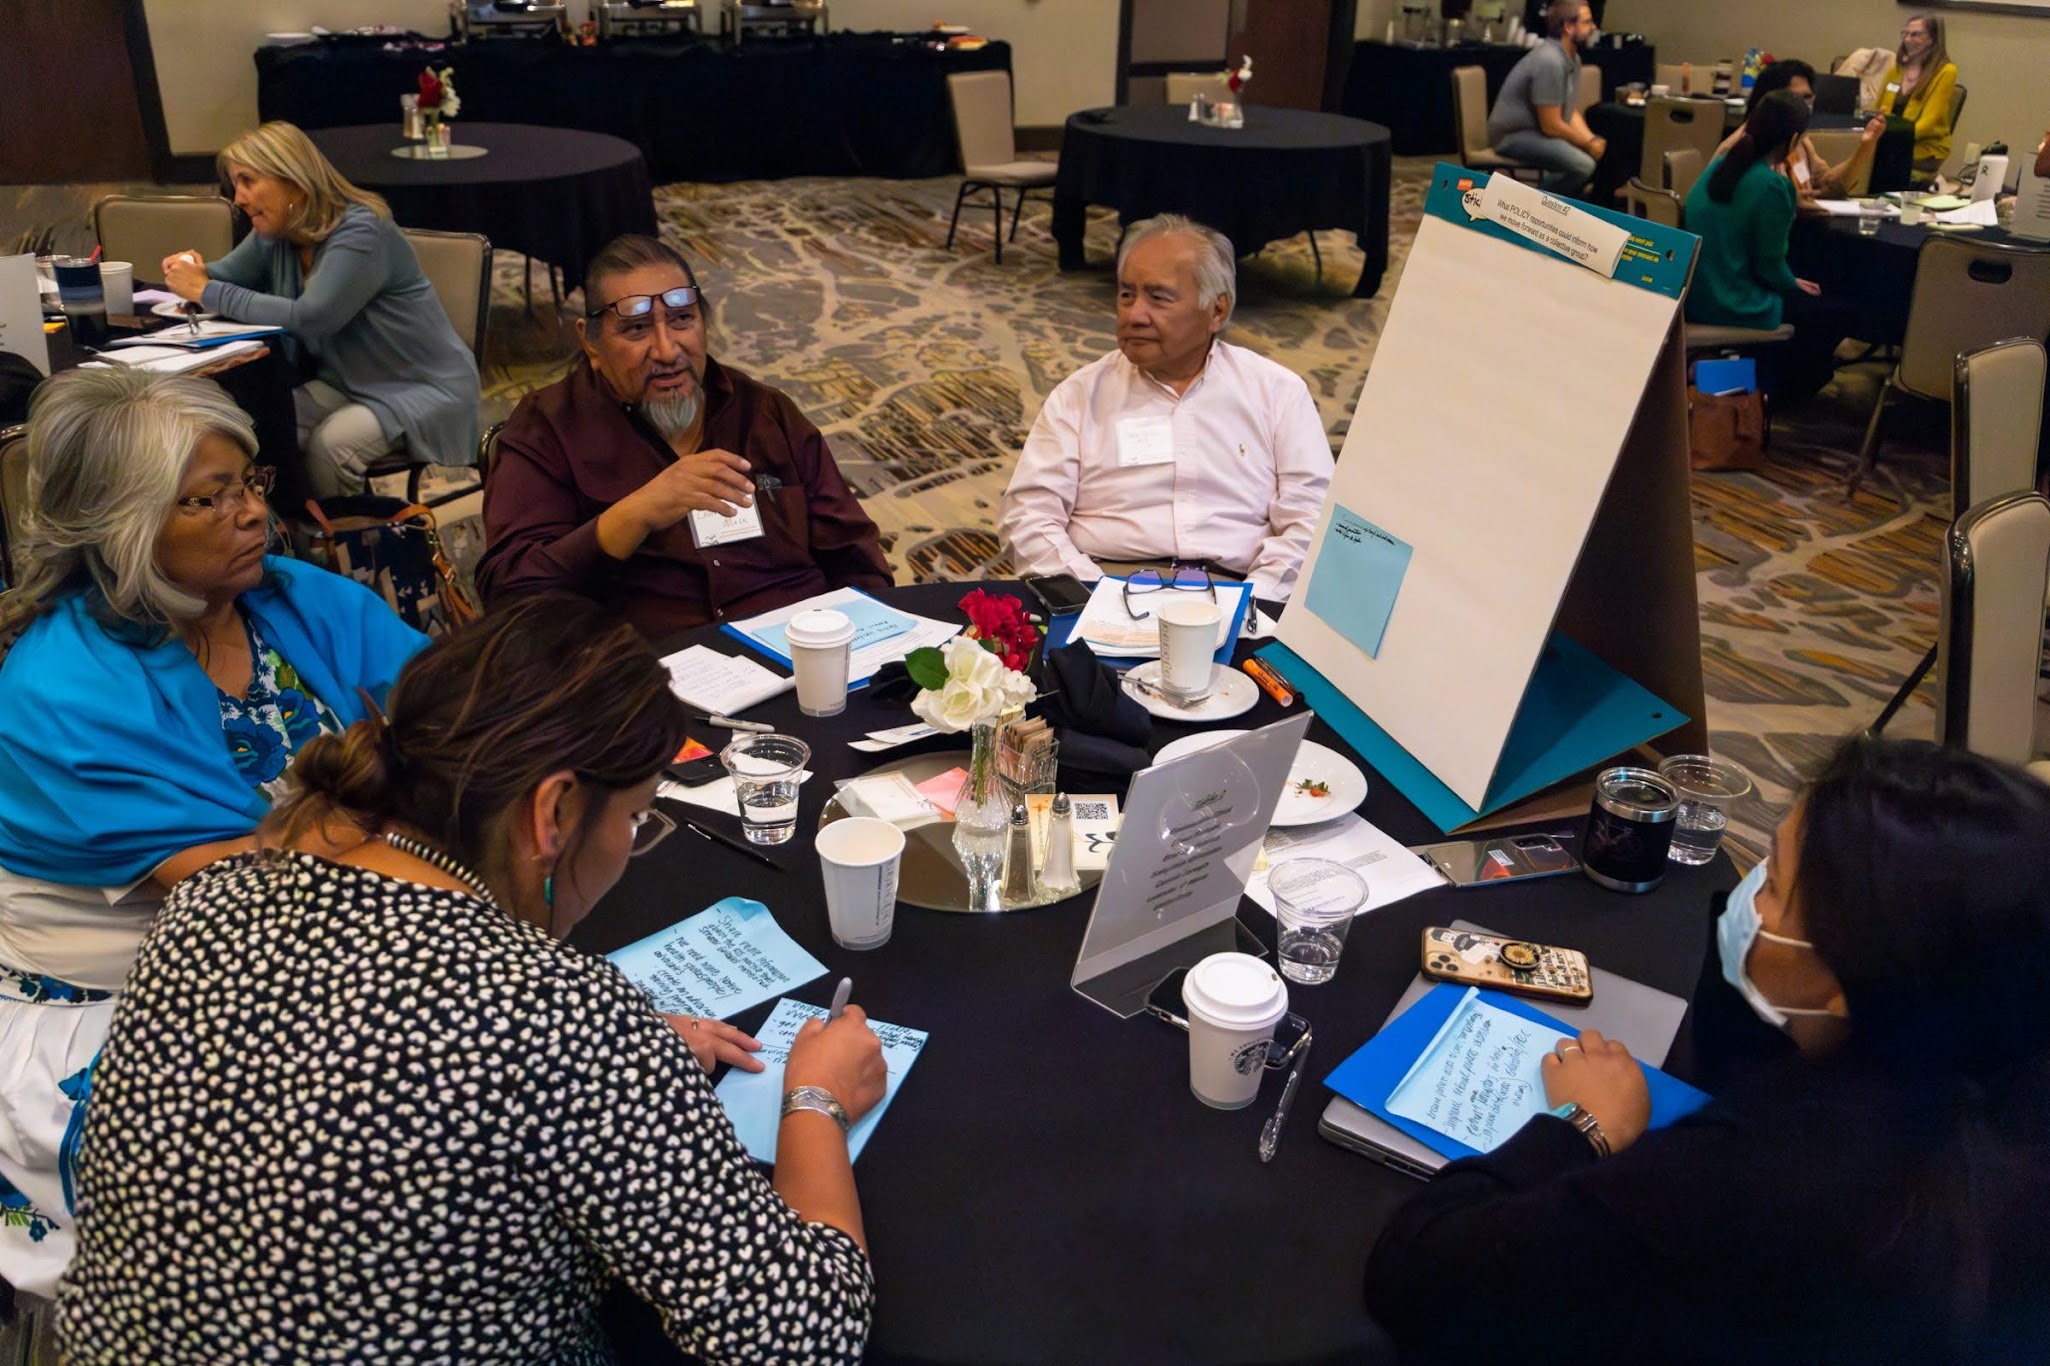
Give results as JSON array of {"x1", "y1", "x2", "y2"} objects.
[{"x1": 5, "y1": 160, "x2": 1958, "y2": 863}]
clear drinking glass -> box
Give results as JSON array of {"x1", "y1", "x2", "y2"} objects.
[
  {"x1": 1656, "y1": 754, "x2": 1752, "y2": 866},
  {"x1": 1269, "y1": 859, "x2": 1368, "y2": 985},
  {"x1": 1857, "y1": 211, "x2": 1882, "y2": 236},
  {"x1": 720, "y1": 733, "x2": 811, "y2": 844}
]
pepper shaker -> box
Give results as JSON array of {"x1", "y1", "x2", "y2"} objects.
[{"x1": 1001, "y1": 801, "x2": 1035, "y2": 906}]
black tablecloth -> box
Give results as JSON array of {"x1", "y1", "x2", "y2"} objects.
[
  {"x1": 1789, "y1": 215, "x2": 2032, "y2": 348},
  {"x1": 1586, "y1": 103, "x2": 1916, "y2": 208},
  {"x1": 309, "y1": 124, "x2": 655, "y2": 293},
  {"x1": 258, "y1": 33, "x2": 1011, "y2": 185},
  {"x1": 578, "y1": 581, "x2": 1734, "y2": 1365},
  {"x1": 1052, "y1": 106, "x2": 1393, "y2": 299},
  {"x1": 1341, "y1": 39, "x2": 1653, "y2": 157}
]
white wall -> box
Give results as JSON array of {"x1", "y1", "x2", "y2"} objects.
[
  {"x1": 1605, "y1": 0, "x2": 2050, "y2": 166},
  {"x1": 143, "y1": 0, "x2": 1116, "y2": 159}
]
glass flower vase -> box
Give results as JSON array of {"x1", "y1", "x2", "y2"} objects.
[{"x1": 953, "y1": 719, "x2": 1008, "y2": 913}]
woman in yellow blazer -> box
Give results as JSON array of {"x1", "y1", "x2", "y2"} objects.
[{"x1": 1878, "y1": 13, "x2": 1959, "y2": 174}]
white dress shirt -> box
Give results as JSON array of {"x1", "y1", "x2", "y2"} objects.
[{"x1": 1000, "y1": 341, "x2": 1334, "y2": 600}]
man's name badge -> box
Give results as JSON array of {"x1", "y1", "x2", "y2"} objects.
[
  {"x1": 689, "y1": 502, "x2": 765, "y2": 548},
  {"x1": 1115, "y1": 415, "x2": 1177, "y2": 468}
]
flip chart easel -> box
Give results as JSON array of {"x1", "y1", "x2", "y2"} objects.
[{"x1": 1264, "y1": 166, "x2": 1707, "y2": 833}]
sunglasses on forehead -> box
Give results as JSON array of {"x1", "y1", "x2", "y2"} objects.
[{"x1": 585, "y1": 285, "x2": 702, "y2": 321}]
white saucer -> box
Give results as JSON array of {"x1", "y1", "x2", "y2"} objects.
[
  {"x1": 1123, "y1": 662, "x2": 1257, "y2": 722},
  {"x1": 1150, "y1": 729, "x2": 1368, "y2": 826},
  {"x1": 151, "y1": 301, "x2": 217, "y2": 320}
]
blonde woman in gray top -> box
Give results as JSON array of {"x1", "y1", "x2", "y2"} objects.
[{"x1": 162, "y1": 121, "x2": 481, "y2": 498}]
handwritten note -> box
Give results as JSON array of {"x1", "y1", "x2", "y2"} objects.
[
  {"x1": 1304, "y1": 504, "x2": 1412, "y2": 659},
  {"x1": 607, "y1": 897, "x2": 826, "y2": 1020},
  {"x1": 1385, "y1": 986, "x2": 1561, "y2": 1153},
  {"x1": 660, "y1": 644, "x2": 791, "y2": 715},
  {"x1": 714, "y1": 998, "x2": 928, "y2": 1163}
]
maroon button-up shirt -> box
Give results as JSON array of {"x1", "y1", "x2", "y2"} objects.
[{"x1": 477, "y1": 356, "x2": 892, "y2": 638}]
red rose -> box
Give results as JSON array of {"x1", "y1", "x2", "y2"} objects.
[{"x1": 419, "y1": 68, "x2": 444, "y2": 106}]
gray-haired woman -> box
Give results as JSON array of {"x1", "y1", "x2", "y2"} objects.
[{"x1": 0, "y1": 366, "x2": 425, "y2": 1302}]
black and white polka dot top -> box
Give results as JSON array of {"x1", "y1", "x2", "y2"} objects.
[{"x1": 57, "y1": 852, "x2": 873, "y2": 1364}]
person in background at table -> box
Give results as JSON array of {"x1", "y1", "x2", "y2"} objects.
[
  {"x1": 58, "y1": 597, "x2": 886, "y2": 1364},
  {"x1": 1877, "y1": 13, "x2": 1960, "y2": 179},
  {"x1": 1713, "y1": 59, "x2": 1887, "y2": 206},
  {"x1": 0, "y1": 368, "x2": 424, "y2": 1306},
  {"x1": 161, "y1": 121, "x2": 481, "y2": 500},
  {"x1": 1484, "y1": 0, "x2": 1606, "y2": 196},
  {"x1": 1000, "y1": 215, "x2": 1332, "y2": 602},
  {"x1": 478, "y1": 234, "x2": 890, "y2": 638},
  {"x1": 1685, "y1": 91, "x2": 1846, "y2": 404},
  {"x1": 1364, "y1": 735, "x2": 2050, "y2": 1362}
]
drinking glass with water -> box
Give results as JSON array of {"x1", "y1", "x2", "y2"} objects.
[
  {"x1": 1269, "y1": 859, "x2": 1368, "y2": 986},
  {"x1": 720, "y1": 733, "x2": 811, "y2": 844},
  {"x1": 1656, "y1": 754, "x2": 1752, "y2": 866}
]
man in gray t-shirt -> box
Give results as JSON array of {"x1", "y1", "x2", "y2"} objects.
[{"x1": 1485, "y1": 0, "x2": 1608, "y2": 194}]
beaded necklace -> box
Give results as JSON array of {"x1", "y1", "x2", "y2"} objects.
[{"x1": 381, "y1": 832, "x2": 502, "y2": 913}]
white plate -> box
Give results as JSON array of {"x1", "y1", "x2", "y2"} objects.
[
  {"x1": 151, "y1": 301, "x2": 217, "y2": 320},
  {"x1": 1149, "y1": 729, "x2": 1367, "y2": 826},
  {"x1": 1122, "y1": 662, "x2": 1257, "y2": 722},
  {"x1": 264, "y1": 31, "x2": 317, "y2": 44}
]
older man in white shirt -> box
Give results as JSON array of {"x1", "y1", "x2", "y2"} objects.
[{"x1": 1000, "y1": 215, "x2": 1334, "y2": 602}]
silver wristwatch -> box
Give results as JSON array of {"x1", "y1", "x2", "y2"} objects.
[{"x1": 780, "y1": 1085, "x2": 850, "y2": 1134}]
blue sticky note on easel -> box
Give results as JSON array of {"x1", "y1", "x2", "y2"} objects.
[{"x1": 1303, "y1": 505, "x2": 1411, "y2": 659}]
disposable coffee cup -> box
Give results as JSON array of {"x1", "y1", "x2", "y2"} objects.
[
  {"x1": 785, "y1": 608, "x2": 855, "y2": 717},
  {"x1": 99, "y1": 262, "x2": 134, "y2": 316},
  {"x1": 816, "y1": 816, "x2": 905, "y2": 949},
  {"x1": 1181, "y1": 951, "x2": 1288, "y2": 1110},
  {"x1": 1900, "y1": 201, "x2": 1925, "y2": 226},
  {"x1": 1155, "y1": 595, "x2": 1222, "y2": 698}
]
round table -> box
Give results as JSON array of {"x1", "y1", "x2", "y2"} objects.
[
  {"x1": 581, "y1": 581, "x2": 1734, "y2": 1364},
  {"x1": 1052, "y1": 106, "x2": 1394, "y2": 299},
  {"x1": 1585, "y1": 103, "x2": 1915, "y2": 208},
  {"x1": 309, "y1": 123, "x2": 657, "y2": 295},
  {"x1": 1790, "y1": 214, "x2": 2036, "y2": 347}
]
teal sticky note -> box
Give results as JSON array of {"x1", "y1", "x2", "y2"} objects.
[{"x1": 1304, "y1": 505, "x2": 1413, "y2": 659}]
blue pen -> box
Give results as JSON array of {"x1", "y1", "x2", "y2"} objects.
[{"x1": 828, "y1": 977, "x2": 853, "y2": 1021}]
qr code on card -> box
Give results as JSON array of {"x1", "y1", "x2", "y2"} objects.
[{"x1": 1073, "y1": 801, "x2": 1111, "y2": 821}]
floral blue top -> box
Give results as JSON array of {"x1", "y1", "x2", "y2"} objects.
[{"x1": 218, "y1": 614, "x2": 341, "y2": 804}]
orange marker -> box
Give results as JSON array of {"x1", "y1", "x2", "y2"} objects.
[{"x1": 1242, "y1": 658, "x2": 1296, "y2": 707}]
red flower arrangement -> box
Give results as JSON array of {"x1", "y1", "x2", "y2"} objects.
[
  {"x1": 418, "y1": 68, "x2": 444, "y2": 108},
  {"x1": 958, "y1": 588, "x2": 1041, "y2": 672}
]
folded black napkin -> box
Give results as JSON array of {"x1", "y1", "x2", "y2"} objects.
[{"x1": 1033, "y1": 640, "x2": 1153, "y2": 784}]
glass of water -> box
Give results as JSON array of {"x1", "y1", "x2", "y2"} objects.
[
  {"x1": 1656, "y1": 754, "x2": 1752, "y2": 866},
  {"x1": 720, "y1": 733, "x2": 811, "y2": 845},
  {"x1": 1269, "y1": 859, "x2": 1368, "y2": 986}
]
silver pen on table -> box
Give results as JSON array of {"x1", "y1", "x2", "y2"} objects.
[
  {"x1": 691, "y1": 711, "x2": 773, "y2": 733},
  {"x1": 827, "y1": 976, "x2": 853, "y2": 1021},
  {"x1": 1258, "y1": 1037, "x2": 1311, "y2": 1164}
]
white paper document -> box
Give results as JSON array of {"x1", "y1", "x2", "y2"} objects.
[
  {"x1": 92, "y1": 340, "x2": 268, "y2": 373},
  {"x1": 1244, "y1": 813, "x2": 1446, "y2": 915},
  {"x1": 104, "y1": 320, "x2": 283, "y2": 348},
  {"x1": 724, "y1": 587, "x2": 959, "y2": 685},
  {"x1": 1815, "y1": 199, "x2": 1897, "y2": 218},
  {"x1": 1933, "y1": 198, "x2": 2000, "y2": 226},
  {"x1": 661, "y1": 644, "x2": 791, "y2": 715},
  {"x1": 659, "y1": 771, "x2": 811, "y2": 819},
  {"x1": 715, "y1": 998, "x2": 927, "y2": 1163},
  {"x1": 1073, "y1": 577, "x2": 1251, "y2": 658}
]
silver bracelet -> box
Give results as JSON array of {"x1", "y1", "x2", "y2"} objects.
[{"x1": 780, "y1": 1085, "x2": 850, "y2": 1134}]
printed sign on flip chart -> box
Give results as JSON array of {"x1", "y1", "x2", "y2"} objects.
[{"x1": 1468, "y1": 173, "x2": 1630, "y2": 278}]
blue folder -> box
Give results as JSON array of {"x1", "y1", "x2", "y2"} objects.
[
  {"x1": 1323, "y1": 983, "x2": 1711, "y2": 1164},
  {"x1": 1256, "y1": 636, "x2": 1686, "y2": 834}
]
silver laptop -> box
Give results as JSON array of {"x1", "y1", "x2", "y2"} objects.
[{"x1": 1318, "y1": 919, "x2": 1689, "y2": 1179}]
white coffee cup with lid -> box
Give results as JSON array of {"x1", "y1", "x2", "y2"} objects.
[
  {"x1": 785, "y1": 608, "x2": 855, "y2": 716},
  {"x1": 1181, "y1": 951, "x2": 1289, "y2": 1109}
]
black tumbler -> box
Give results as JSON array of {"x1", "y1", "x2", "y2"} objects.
[{"x1": 1581, "y1": 766, "x2": 1679, "y2": 893}]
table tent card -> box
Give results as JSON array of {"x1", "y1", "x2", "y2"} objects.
[
  {"x1": 1264, "y1": 166, "x2": 1709, "y2": 831},
  {"x1": 1071, "y1": 713, "x2": 1311, "y2": 1017}
]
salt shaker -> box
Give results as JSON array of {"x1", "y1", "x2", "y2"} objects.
[
  {"x1": 1039, "y1": 793, "x2": 1081, "y2": 899},
  {"x1": 1001, "y1": 802, "x2": 1035, "y2": 905}
]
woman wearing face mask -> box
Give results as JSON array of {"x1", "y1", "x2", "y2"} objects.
[
  {"x1": 1878, "y1": 13, "x2": 1960, "y2": 178},
  {"x1": 1363, "y1": 735, "x2": 2050, "y2": 1363}
]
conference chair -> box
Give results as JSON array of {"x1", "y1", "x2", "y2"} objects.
[
  {"x1": 92, "y1": 195, "x2": 235, "y2": 282},
  {"x1": 360, "y1": 228, "x2": 492, "y2": 506},
  {"x1": 1662, "y1": 146, "x2": 1705, "y2": 199},
  {"x1": 1622, "y1": 149, "x2": 1695, "y2": 226},
  {"x1": 944, "y1": 70, "x2": 1058, "y2": 265},
  {"x1": 1165, "y1": 72, "x2": 1231, "y2": 107},
  {"x1": 1450, "y1": 66, "x2": 1538, "y2": 181},
  {"x1": 1854, "y1": 237, "x2": 2050, "y2": 487},
  {"x1": 1653, "y1": 63, "x2": 1688, "y2": 93},
  {"x1": 1804, "y1": 129, "x2": 1874, "y2": 196},
  {"x1": 1936, "y1": 491, "x2": 2050, "y2": 766},
  {"x1": 0, "y1": 422, "x2": 26, "y2": 589},
  {"x1": 1641, "y1": 97, "x2": 1726, "y2": 192},
  {"x1": 1576, "y1": 63, "x2": 1602, "y2": 116}
]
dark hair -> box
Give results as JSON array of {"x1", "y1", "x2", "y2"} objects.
[
  {"x1": 270, "y1": 595, "x2": 689, "y2": 924},
  {"x1": 584, "y1": 233, "x2": 698, "y2": 314},
  {"x1": 1706, "y1": 89, "x2": 1810, "y2": 203},
  {"x1": 1545, "y1": 0, "x2": 1586, "y2": 38},
  {"x1": 1745, "y1": 57, "x2": 1816, "y2": 114}
]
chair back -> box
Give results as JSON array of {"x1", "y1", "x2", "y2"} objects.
[
  {"x1": 1805, "y1": 129, "x2": 1871, "y2": 195},
  {"x1": 0, "y1": 423, "x2": 29, "y2": 589},
  {"x1": 1663, "y1": 147, "x2": 1705, "y2": 199},
  {"x1": 92, "y1": 195, "x2": 234, "y2": 278},
  {"x1": 1949, "y1": 84, "x2": 1967, "y2": 141},
  {"x1": 479, "y1": 420, "x2": 507, "y2": 486},
  {"x1": 947, "y1": 70, "x2": 1019, "y2": 172},
  {"x1": 1576, "y1": 62, "x2": 1602, "y2": 115},
  {"x1": 1654, "y1": 63, "x2": 1688, "y2": 92},
  {"x1": 1451, "y1": 66, "x2": 1492, "y2": 164},
  {"x1": 1642, "y1": 97, "x2": 1726, "y2": 187},
  {"x1": 400, "y1": 227, "x2": 492, "y2": 365},
  {"x1": 1938, "y1": 491, "x2": 2050, "y2": 764},
  {"x1": 1166, "y1": 72, "x2": 1231, "y2": 106},
  {"x1": 1952, "y1": 338, "x2": 2047, "y2": 512},
  {"x1": 1624, "y1": 178, "x2": 1684, "y2": 229},
  {"x1": 1899, "y1": 238, "x2": 2050, "y2": 401}
]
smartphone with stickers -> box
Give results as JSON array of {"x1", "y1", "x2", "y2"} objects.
[
  {"x1": 1413, "y1": 833, "x2": 1578, "y2": 888},
  {"x1": 1419, "y1": 927, "x2": 1593, "y2": 1004},
  {"x1": 667, "y1": 738, "x2": 725, "y2": 787}
]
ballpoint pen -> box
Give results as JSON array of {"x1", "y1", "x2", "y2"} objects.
[
  {"x1": 689, "y1": 711, "x2": 773, "y2": 733},
  {"x1": 828, "y1": 977, "x2": 853, "y2": 1021},
  {"x1": 676, "y1": 812, "x2": 783, "y2": 870},
  {"x1": 1259, "y1": 1035, "x2": 1311, "y2": 1163}
]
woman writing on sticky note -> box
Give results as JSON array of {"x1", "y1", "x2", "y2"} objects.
[{"x1": 1363, "y1": 736, "x2": 2050, "y2": 1361}]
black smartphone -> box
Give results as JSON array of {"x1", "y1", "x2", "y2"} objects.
[
  {"x1": 1023, "y1": 573, "x2": 1092, "y2": 617},
  {"x1": 667, "y1": 740, "x2": 725, "y2": 788}
]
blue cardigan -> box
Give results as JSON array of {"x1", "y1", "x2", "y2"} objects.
[
  {"x1": 0, "y1": 558, "x2": 427, "y2": 886},
  {"x1": 204, "y1": 205, "x2": 481, "y2": 467}
]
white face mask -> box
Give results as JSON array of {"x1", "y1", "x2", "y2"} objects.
[{"x1": 1717, "y1": 859, "x2": 1841, "y2": 1030}]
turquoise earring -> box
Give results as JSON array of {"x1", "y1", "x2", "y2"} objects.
[{"x1": 543, "y1": 875, "x2": 555, "y2": 910}]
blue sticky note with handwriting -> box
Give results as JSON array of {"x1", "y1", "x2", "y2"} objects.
[
  {"x1": 607, "y1": 897, "x2": 826, "y2": 1021},
  {"x1": 1304, "y1": 505, "x2": 1412, "y2": 659},
  {"x1": 714, "y1": 998, "x2": 927, "y2": 1163}
]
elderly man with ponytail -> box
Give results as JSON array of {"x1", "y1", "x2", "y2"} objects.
[{"x1": 61, "y1": 597, "x2": 886, "y2": 1364}]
